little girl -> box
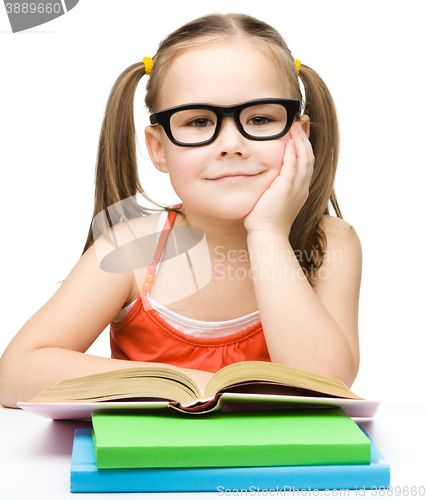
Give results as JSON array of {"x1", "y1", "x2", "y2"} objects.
[{"x1": 0, "y1": 13, "x2": 362, "y2": 409}]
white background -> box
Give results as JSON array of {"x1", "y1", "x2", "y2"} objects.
[{"x1": 0, "y1": 1, "x2": 426, "y2": 405}]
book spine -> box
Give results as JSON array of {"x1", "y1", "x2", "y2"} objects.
[
  {"x1": 71, "y1": 462, "x2": 390, "y2": 493},
  {"x1": 95, "y1": 442, "x2": 370, "y2": 469}
]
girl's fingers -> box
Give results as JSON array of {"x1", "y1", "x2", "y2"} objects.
[
  {"x1": 292, "y1": 122, "x2": 313, "y2": 167},
  {"x1": 290, "y1": 122, "x2": 314, "y2": 190},
  {"x1": 285, "y1": 138, "x2": 297, "y2": 164},
  {"x1": 281, "y1": 139, "x2": 298, "y2": 189}
]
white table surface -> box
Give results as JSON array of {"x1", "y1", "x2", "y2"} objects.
[{"x1": 1, "y1": 404, "x2": 426, "y2": 499}]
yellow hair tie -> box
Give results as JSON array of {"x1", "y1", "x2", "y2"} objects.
[
  {"x1": 294, "y1": 59, "x2": 302, "y2": 73},
  {"x1": 143, "y1": 56, "x2": 153, "y2": 75}
]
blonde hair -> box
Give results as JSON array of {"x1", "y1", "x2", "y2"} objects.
[{"x1": 75, "y1": 12, "x2": 342, "y2": 285}]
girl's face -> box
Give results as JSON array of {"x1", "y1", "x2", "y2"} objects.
[{"x1": 145, "y1": 41, "x2": 297, "y2": 222}]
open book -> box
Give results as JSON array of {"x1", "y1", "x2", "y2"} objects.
[{"x1": 18, "y1": 361, "x2": 380, "y2": 419}]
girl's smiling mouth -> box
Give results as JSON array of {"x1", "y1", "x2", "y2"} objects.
[{"x1": 207, "y1": 173, "x2": 262, "y2": 182}]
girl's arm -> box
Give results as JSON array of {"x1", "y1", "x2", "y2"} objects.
[
  {"x1": 247, "y1": 216, "x2": 361, "y2": 388},
  {"x1": 0, "y1": 238, "x2": 214, "y2": 409},
  {"x1": 244, "y1": 123, "x2": 360, "y2": 387}
]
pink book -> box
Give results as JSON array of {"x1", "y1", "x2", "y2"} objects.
[
  {"x1": 18, "y1": 394, "x2": 380, "y2": 420},
  {"x1": 17, "y1": 362, "x2": 380, "y2": 420}
]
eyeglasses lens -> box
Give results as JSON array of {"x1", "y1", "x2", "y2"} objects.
[
  {"x1": 241, "y1": 104, "x2": 288, "y2": 137},
  {"x1": 170, "y1": 109, "x2": 217, "y2": 144}
]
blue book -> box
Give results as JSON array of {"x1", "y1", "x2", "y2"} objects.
[{"x1": 70, "y1": 426, "x2": 390, "y2": 493}]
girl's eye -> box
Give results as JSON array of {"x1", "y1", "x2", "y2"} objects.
[
  {"x1": 247, "y1": 115, "x2": 273, "y2": 126},
  {"x1": 187, "y1": 118, "x2": 214, "y2": 128}
]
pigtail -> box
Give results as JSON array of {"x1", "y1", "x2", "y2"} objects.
[
  {"x1": 289, "y1": 64, "x2": 343, "y2": 278},
  {"x1": 80, "y1": 60, "x2": 165, "y2": 257}
]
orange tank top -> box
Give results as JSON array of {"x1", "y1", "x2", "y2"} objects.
[{"x1": 110, "y1": 205, "x2": 270, "y2": 373}]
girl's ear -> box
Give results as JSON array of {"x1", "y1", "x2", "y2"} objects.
[
  {"x1": 145, "y1": 125, "x2": 168, "y2": 173},
  {"x1": 299, "y1": 115, "x2": 310, "y2": 139}
]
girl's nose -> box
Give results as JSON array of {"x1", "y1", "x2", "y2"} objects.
[{"x1": 215, "y1": 117, "x2": 247, "y2": 158}]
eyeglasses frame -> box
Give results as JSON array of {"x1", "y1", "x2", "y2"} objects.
[{"x1": 149, "y1": 98, "x2": 301, "y2": 147}]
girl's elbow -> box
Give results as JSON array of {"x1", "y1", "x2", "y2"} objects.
[
  {"x1": 326, "y1": 350, "x2": 359, "y2": 389},
  {"x1": 0, "y1": 367, "x2": 20, "y2": 409},
  {"x1": 0, "y1": 351, "x2": 26, "y2": 409},
  {"x1": 0, "y1": 396, "x2": 20, "y2": 410},
  {"x1": 343, "y1": 356, "x2": 360, "y2": 389}
]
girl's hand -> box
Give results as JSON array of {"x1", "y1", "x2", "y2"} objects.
[{"x1": 243, "y1": 122, "x2": 315, "y2": 237}]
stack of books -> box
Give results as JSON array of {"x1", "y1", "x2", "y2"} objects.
[
  {"x1": 15, "y1": 360, "x2": 389, "y2": 493},
  {"x1": 70, "y1": 407, "x2": 390, "y2": 493}
]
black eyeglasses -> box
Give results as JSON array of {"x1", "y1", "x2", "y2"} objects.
[{"x1": 149, "y1": 98, "x2": 300, "y2": 147}]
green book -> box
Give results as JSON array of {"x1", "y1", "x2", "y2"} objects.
[{"x1": 91, "y1": 408, "x2": 371, "y2": 469}]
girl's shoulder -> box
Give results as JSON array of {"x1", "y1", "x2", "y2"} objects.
[
  {"x1": 107, "y1": 211, "x2": 169, "y2": 309},
  {"x1": 313, "y1": 214, "x2": 362, "y2": 278},
  {"x1": 100, "y1": 211, "x2": 169, "y2": 262},
  {"x1": 112, "y1": 211, "x2": 165, "y2": 240},
  {"x1": 93, "y1": 211, "x2": 165, "y2": 286},
  {"x1": 319, "y1": 214, "x2": 358, "y2": 243},
  {"x1": 313, "y1": 214, "x2": 362, "y2": 281}
]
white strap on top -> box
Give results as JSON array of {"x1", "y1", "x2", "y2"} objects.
[{"x1": 146, "y1": 294, "x2": 260, "y2": 338}]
